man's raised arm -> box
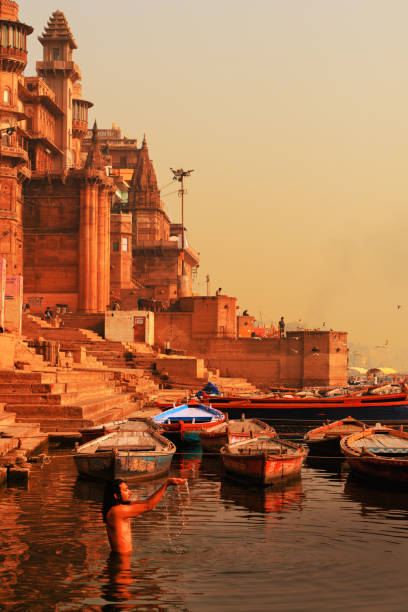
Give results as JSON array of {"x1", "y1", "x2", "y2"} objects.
[{"x1": 119, "y1": 478, "x2": 186, "y2": 518}]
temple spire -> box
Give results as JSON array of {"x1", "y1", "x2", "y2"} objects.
[
  {"x1": 38, "y1": 10, "x2": 77, "y2": 48},
  {"x1": 84, "y1": 121, "x2": 105, "y2": 171}
]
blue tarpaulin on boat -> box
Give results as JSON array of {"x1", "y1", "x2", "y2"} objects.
[{"x1": 196, "y1": 382, "x2": 221, "y2": 398}]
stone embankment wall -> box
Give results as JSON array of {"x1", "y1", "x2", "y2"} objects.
[{"x1": 154, "y1": 314, "x2": 348, "y2": 388}]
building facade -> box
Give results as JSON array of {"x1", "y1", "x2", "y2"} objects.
[{"x1": 0, "y1": 1, "x2": 198, "y2": 316}]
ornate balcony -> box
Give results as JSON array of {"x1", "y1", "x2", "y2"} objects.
[
  {"x1": 0, "y1": 44, "x2": 27, "y2": 72},
  {"x1": 72, "y1": 118, "x2": 88, "y2": 139}
]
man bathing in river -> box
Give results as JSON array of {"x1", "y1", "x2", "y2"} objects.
[{"x1": 103, "y1": 478, "x2": 186, "y2": 554}]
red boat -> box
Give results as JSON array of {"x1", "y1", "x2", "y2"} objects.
[
  {"x1": 220, "y1": 435, "x2": 308, "y2": 486},
  {"x1": 152, "y1": 402, "x2": 226, "y2": 446},
  {"x1": 156, "y1": 389, "x2": 408, "y2": 422},
  {"x1": 340, "y1": 425, "x2": 408, "y2": 486},
  {"x1": 200, "y1": 417, "x2": 275, "y2": 452},
  {"x1": 304, "y1": 416, "x2": 368, "y2": 456}
]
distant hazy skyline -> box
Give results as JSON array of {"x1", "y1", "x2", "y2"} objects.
[{"x1": 21, "y1": 0, "x2": 408, "y2": 368}]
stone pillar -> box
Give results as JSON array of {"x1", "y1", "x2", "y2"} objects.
[
  {"x1": 78, "y1": 183, "x2": 90, "y2": 311},
  {"x1": 5, "y1": 275, "x2": 23, "y2": 334},
  {"x1": 89, "y1": 184, "x2": 98, "y2": 312},
  {"x1": 96, "y1": 187, "x2": 111, "y2": 312},
  {"x1": 78, "y1": 181, "x2": 98, "y2": 312},
  {"x1": 105, "y1": 190, "x2": 112, "y2": 310},
  {"x1": 0, "y1": 258, "x2": 6, "y2": 328}
]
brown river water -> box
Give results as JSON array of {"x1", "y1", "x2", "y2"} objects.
[{"x1": 1, "y1": 423, "x2": 408, "y2": 611}]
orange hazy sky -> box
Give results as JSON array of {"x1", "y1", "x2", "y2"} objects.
[{"x1": 21, "y1": 0, "x2": 408, "y2": 366}]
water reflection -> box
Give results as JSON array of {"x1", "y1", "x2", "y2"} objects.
[
  {"x1": 344, "y1": 476, "x2": 408, "y2": 516},
  {"x1": 175, "y1": 448, "x2": 203, "y2": 478},
  {"x1": 2, "y1": 438, "x2": 408, "y2": 610},
  {"x1": 306, "y1": 455, "x2": 347, "y2": 475},
  {"x1": 101, "y1": 553, "x2": 168, "y2": 611},
  {"x1": 200, "y1": 453, "x2": 223, "y2": 482},
  {"x1": 73, "y1": 476, "x2": 105, "y2": 502},
  {"x1": 220, "y1": 478, "x2": 305, "y2": 514}
]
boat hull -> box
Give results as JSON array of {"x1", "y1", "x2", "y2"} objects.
[
  {"x1": 74, "y1": 451, "x2": 174, "y2": 482},
  {"x1": 200, "y1": 419, "x2": 275, "y2": 452},
  {"x1": 74, "y1": 427, "x2": 176, "y2": 482},
  {"x1": 218, "y1": 396, "x2": 408, "y2": 422},
  {"x1": 222, "y1": 452, "x2": 306, "y2": 486},
  {"x1": 304, "y1": 417, "x2": 368, "y2": 456},
  {"x1": 159, "y1": 423, "x2": 217, "y2": 446},
  {"x1": 345, "y1": 456, "x2": 408, "y2": 486},
  {"x1": 220, "y1": 436, "x2": 308, "y2": 486},
  {"x1": 153, "y1": 403, "x2": 226, "y2": 447},
  {"x1": 340, "y1": 426, "x2": 408, "y2": 487},
  {"x1": 157, "y1": 393, "x2": 408, "y2": 421}
]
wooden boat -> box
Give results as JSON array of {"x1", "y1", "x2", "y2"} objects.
[
  {"x1": 79, "y1": 417, "x2": 160, "y2": 444},
  {"x1": 304, "y1": 416, "x2": 368, "y2": 456},
  {"x1": 340, "y1": 424, "x2": 408, "y2": 486},
  {"x1": 200, "y1": 416, "x2": 276, "y2": 452},
  {"x1": 220, "y1": 435, "x2": 308, "y2": 486},
  {"x1": 73, "y1": 421, "x2": 176, "y2": 481},
  {"x1": 155, "y1": 388, "x2": 408, "y2": 421},
  {"x1": 153, "y1": 401, "x2": 226, "y2": 446}
]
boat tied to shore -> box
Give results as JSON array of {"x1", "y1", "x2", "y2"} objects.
[
  {"x1": 340, "y1": 424, "x2": 408, "y2": 486},
  {"x1": 220, "y1": 435, "x2": 308, "y2": 486},
  {"x1": 79, "y1": 417, "x2": 161, "y2": 444},
  {"x1": 74, "y1": 421, "x2": 176, "y2": 482},
  {"x1": 156, "y1": 384, "x2": 408, "y2": 422},
  {"x1": 200, "y1": 416, "x2": 276, "y2": 452},
  {"x1": 304, "y1": 416, "x2": 368, "y2": 456},
  {"x1": 152, "y1": 401, "x2": 226, "y2": 446}
]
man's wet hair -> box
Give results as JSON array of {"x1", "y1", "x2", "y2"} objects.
[{"x1": 102, "y1": 479, "x2": 126, "y2": 522}]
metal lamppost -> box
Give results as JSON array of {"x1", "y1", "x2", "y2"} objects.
[{"x1": 170, "y1": 167, "x2": 194, "y2": 274}]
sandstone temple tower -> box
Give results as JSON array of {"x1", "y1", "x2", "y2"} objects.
[
  {"x1": 0, "y1": 1, "x2": 199, "y2": 317},
  {"x1": 0, "y1": 0, "x2": 32, "y2": 276},
  {"x1": 22, "y1": 10, "x2": 113, "y2": 313},
  {"x1": 127, "y1": 136, "x2": 199, "y2": 304}
]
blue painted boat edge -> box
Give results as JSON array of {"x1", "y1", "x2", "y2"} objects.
[{"x1": 153, "y1": 403, "x2": 225, "y2": 422}]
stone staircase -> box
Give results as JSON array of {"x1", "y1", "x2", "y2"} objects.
[
  {"x1": 144, "y1": 372, "x2": 263, "y2": 409},
  {"x1": 22, "y1": 314, "x2": 157, "y2": 371},
  {"x1": 20, "y1": 314, "x2": 262, "y2": 419},
  {"x1": 22, "y1": 314, "x2": 162, "y2": 396},
  {"x1": 208, "y1": 374, "x2": 261, "y2": 396},
  {"x1": 0, "y1": 401, "x2": 45, "y2": 458},
  {"x1": 0, "y1": 370, "x2": 140, "y2": 432}
]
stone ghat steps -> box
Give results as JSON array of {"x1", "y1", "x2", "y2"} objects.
[
  {"x1": 0, "y1": 384, "x2": 121, "y2": 406},
  {"x1": 0, "y1": 380, "x2": 118, "y2": 394},
  {"x1": 209, "y1": 376, "x2": 261, "y2": 395},
  {"x1": 0, "y1": 369, "x2": 138, "y2": 432},
  {"x1": 147, "y1": 373, "x2": 262, "y2": 403},
  {"x1": 0, "y1": 370, "x2": 119, "y2": 384},
  {"x1": 0, "y1": 411, "x2": 17, "y2": 426},
  {"x1": 17, "y1": 400, "x2": 139, "y2": 432},
  {"x1": 0, "y1": 403, "x2": 17, "y2": 427},
  {"x1": 10, "y1": 391, "x2": 133, "y2": 420},
  {"x1": 0, "y1": 420, "x2": 43, "y2": 457},
  {"x1": 23, "y1": 314, "x2": 158, "y2": 376}
]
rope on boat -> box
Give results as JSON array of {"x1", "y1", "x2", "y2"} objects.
[{"x1": 20, "y1": 449, "x2": 406, "y2": 462}]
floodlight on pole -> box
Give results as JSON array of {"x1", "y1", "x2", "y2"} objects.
[
  {"x1": 170, "y1": 168, "x2": 194, "y2": 274},
  {"x1": 0, "y1": 126, "x2": 16, "y2": 136}
]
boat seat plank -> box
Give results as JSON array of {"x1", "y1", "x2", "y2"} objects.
[
  {"x1": 362, "y1": 447, "x2": 408, "y2": 454},
  {"x1": 166, "y1": 417, "x2": 213, "y2": 423},
  {"x1": 97, "y1": 444, "x2": 157, "y2": 452},
  {"x1": 373, "y1": 434, "x2": 408, "y2": 448}
]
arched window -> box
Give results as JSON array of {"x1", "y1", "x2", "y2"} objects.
[{"x1": 3, "y1": 88, "x2": 10, "y2": 104}]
